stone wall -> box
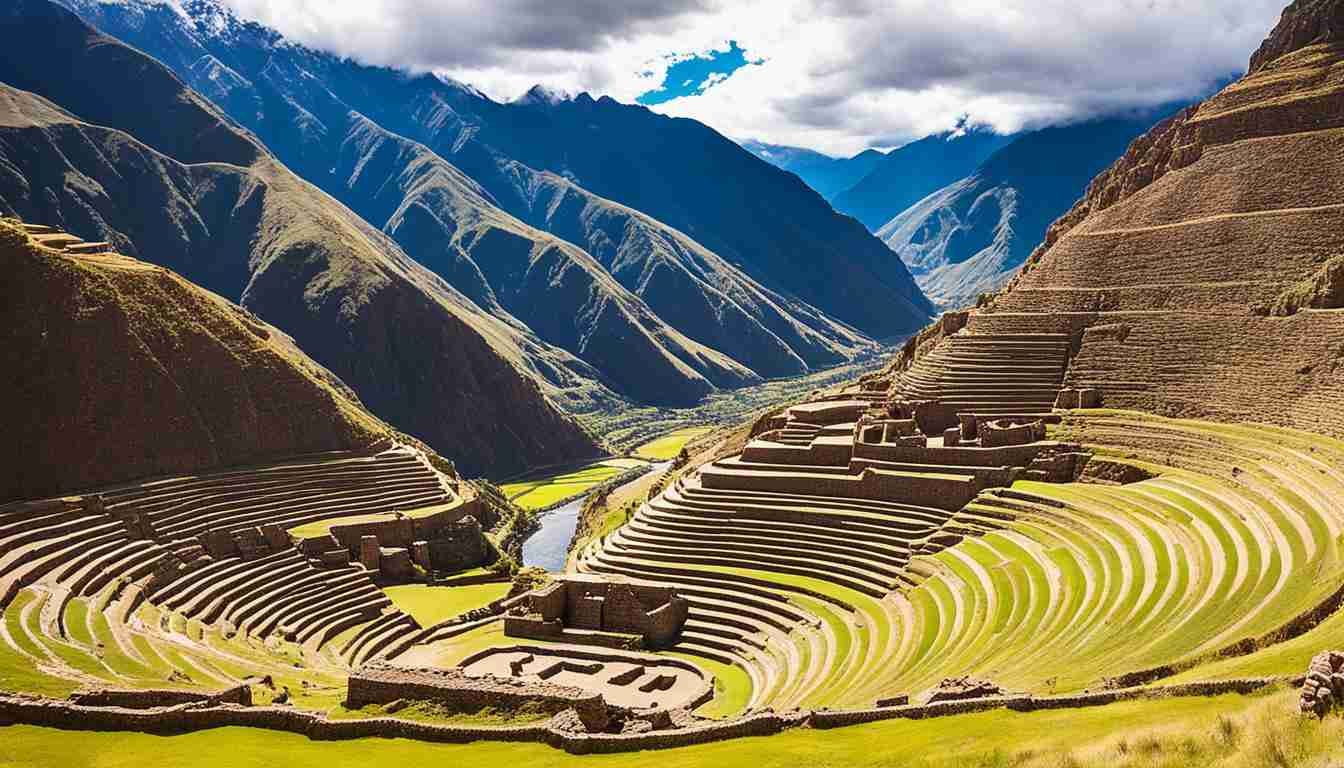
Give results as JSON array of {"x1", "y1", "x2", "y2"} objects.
[
  {"x1": 346, "y1": 664, "x2": 610, "y2": 732},
  {"x1": 702, "y1": 465, "x2": 980, "y2": 511},
  {"x1": 67, "y1": 685, "x2": 251, "y2": 709},
  {"x1": 507, "y1": 576, "x2": 689, "y2": 649},
  {"x1": 0, "y1": 675, "x2": 1294, "y2": 754}
]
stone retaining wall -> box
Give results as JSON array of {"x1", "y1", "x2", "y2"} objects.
[
  {"x1": 67, "y1": 686, "x2": 251, "y2": 709},
  {"x1": 0, "y1": 676, "x2": 1295, "y2": 754},
  {"x1": 346, "y1": 664, "x2": 610, "y2": 731}
]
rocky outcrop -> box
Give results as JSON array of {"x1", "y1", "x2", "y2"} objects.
[
  {"x1": 1300, "y1": 650, "x2": 1344, "y2": 716},
  {"x1": 1249, "y1": 0, "x2": 1344, "y2": 73}
]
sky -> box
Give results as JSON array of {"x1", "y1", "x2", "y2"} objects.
[{"x1": 217, "y1": 0, "x2": 1290, "y2": 157}]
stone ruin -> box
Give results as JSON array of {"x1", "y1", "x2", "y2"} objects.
[
  {"x1": 1054, "y1": 388, "x2": 1103, "y2": 410},
  {"x1": 346, "y1": 662, "x2": 611, "y2": 732},
  {"x1": 505, "y1": 574, "x2": 689, "y2": 650},
  {"x1": 924, "y1": 677, "x2": 1015, "y2": 704},
  {"x1": 1300, "y1": 650, "x2": 1344, "y2": 717},
  {"x1": 295, "y1": 503, "x2": 492, "y2": 582}
]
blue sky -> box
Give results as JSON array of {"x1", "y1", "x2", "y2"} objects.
[{"x1": 637, "y1": 41, "x2": 759, "y2": 106}]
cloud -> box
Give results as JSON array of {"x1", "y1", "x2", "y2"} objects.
[{"x1": 217, "y1": 0, "x2": 1289, "y2": 155}]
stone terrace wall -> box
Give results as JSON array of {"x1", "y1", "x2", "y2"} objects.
[
  {"x1": 0, "y1": 676, "x2": 1295, "y2": 754},
  {"x1": 346, "y1": 664, "x2": 609, "y2": 731},
  {"x1": 1064, "y1": 311, "x2": 1344, "y2": 436}
]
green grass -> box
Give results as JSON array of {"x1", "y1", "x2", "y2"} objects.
[
  {"x1": 286, "y1": 500, "x2": 462, "y2": 540},
  {"x1": 382, "y1": 583, "x2": 511, "y2": 627},
  {"x1": 0, "y1": 689, "x2": 1332, "y2": 768},
  {"x1": 500, "y1": 459, "x2": 647, "y2": 510},
  {"x1": 633, "y1": 427, "x2": 713, "y2": 460}
]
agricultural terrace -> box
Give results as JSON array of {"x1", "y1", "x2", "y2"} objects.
[{"x1": 500, "y1": 459, "x2": 648, "y2": 510}]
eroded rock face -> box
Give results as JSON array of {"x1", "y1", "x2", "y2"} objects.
[
  {"x1": 1250, "y1": 0, "x2": 1344, "y2": 73},
  {"x1": 1300, "y1": 650, "x2": 1344, "y2": 716}
]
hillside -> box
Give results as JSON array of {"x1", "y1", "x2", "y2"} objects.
[
  {"x1": 877, "y1": 117, "x2": 1158, "y2": 309},
  {"x1": 741, "y1": 140, "x2": 887, "y2": 200},
  {"x1": 978, "y1": 0, "x2": 1344, "y2": 434},
  {"x1": 0, "y1": 0, "x2": 603, "y2": 478},
  {"x1": 0, "y1": 218, "x2": 390, "y2": 501},
  {"x1": 58, "y1": 0, "x2": 928, "y2": 391},
  {"x1": 830, "y1": 128, "x2": 1014, "y2": 231}
]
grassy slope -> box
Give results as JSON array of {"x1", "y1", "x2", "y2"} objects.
[
  {"x1": 382, "y1": 583, "x2": 511, "y2": 627},
  {"x1": 634, "y1": 427, "x2": 713, "y2": 460},
  {"x1": 286, "y1": 500, "x2": 462, "y2": 540},
  {"x1": 500, "y1": 459, "x2": 648, "y2": 510},
  {"x1": 2, "y1": 688, "x2": 1338, "y2": 768}
]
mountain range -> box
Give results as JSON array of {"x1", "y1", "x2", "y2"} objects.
[
  {"x1": 0, "y1": 0, "x2": 937, "y2": 478},
  {"x1": 0, "y1": 0, "x2": 604, "y2": 478},
  {"x1": 830, "y1": 128, "x2": 1015, "y2": 232},
  {"x1": 54, "y1": 0, "x2": 934, "y2": 404},
  {"x1": 741, "y1": 140, "x2": 887, "y2": 200},
  {"x1": 875, "y1": 117, "x2": 1163, "y2": 308}
]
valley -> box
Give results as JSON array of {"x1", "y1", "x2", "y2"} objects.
[{"x1": 2, "y1": 0, "x2": 1344, "y2": 765}]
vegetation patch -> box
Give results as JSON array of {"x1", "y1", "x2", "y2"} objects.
[
  {"x1": 501, "y1": 460, "x2": 648, "y2": 511},
  {"x1": 633, "y1": 427, "x2": 713, "y2": 460},
  {"x1": 382, "y1": 583, "x2": 511, "y2": 627}
]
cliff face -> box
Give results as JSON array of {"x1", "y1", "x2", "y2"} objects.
[
  {"x1": 0, "y1": 0, "x2": 603, "y2": 478},
  {"x1": 1249, "y1": 0, "x2": 1344, "y2": 72},
  {"x1": 0, "y1": 220, "x2": 389, "y2": 501}
]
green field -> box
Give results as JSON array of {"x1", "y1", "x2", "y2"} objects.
[
  {"x1": 286, "y1": 500, "x2": 461, "y2": 540},
  {"x1": 382, "y1": 583, "x2": 511, "y2": 627},
  {"x1": 500, "y1": 459, "x2": 647, "y2": 510},
  {"x1": 633, "y1": 426, "x2": 713, "y2": 460},
  {"x1": 2, "y1": 688, "x2": 1335, "y2": 768}
]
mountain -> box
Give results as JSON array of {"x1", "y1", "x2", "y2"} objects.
[
  {"x1": 0, "y1": 0, "x2": 602, "y2": 478},
  {"x1": 0, "y1": 218, "x2": 393, "y2": 501},
  {"x1": 977, "y1": 0, "x2": 1344, "y2": 434},
  {"x1": 741, "y1": 140, "x2": 887, "y2": 200},
  {"x1": 876, "y1": 117, "x2": 1159, "y2": 309},
  {"x1": 831, "y1": 128, "x2": 1014, "y2": 231},
  {"x1": 57, "y1": 0, "x2": 932, "y2": 391}
]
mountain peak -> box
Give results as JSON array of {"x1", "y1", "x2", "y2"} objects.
[
  {"x1": 515, "y1": 83, "x2": 574, "y2": 105},
  {"x1": 1250, "y1": 0, "x2": 1344, "y2": 72}
]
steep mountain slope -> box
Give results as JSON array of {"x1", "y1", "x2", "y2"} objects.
[
  {"x1": 831, "y1": 128, "x2": 1014, "y2": 231},
  {"x1": 0, "y1": 218, "x2": 392, "y2": 501},
  {"x1": 0, "y1": 0, "x2": 602, "y2": 478},
  {"x1": 877, "y1": 118, "x2": 1157, "y2": 309},
  {"x1": 58, "y1": 0, "x2": 933, "y2": 348},
  {"x1": 967, "y1": 0, "x2": 1344, "y2": 434},
  {"x1": 450, "y1": 94, "x2": 933, "y2": 340},
  {"x1": 741, "y1": 140, "x2": 887, "y2": 200},
  {"x1": 58, "y1": 0, "x2": 895, "y2": 392}
]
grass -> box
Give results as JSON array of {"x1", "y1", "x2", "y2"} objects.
[
  {"x1": 381, "y1": 583, "x2": 511, "y2": 627},
  {"x1": 286, "y1": 500, "x2": 462, "y2": 540},
  {"x1": 500, "y1": 459, "x2": 648, "y2": 511},
  {"x1": 1, "y1": 689, "x2": 1334, "y2": 768},
  {"x1": 633, "y1": 427, "x2": 713, "y2": 460}
]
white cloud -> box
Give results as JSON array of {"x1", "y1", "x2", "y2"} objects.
[{"x1": 217, "y1": 0, "x2": 1289, "y2": 156}]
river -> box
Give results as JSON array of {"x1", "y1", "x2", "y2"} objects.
[{"x1": 522, "y1": 460, "x2": 671, "y2": 572}]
